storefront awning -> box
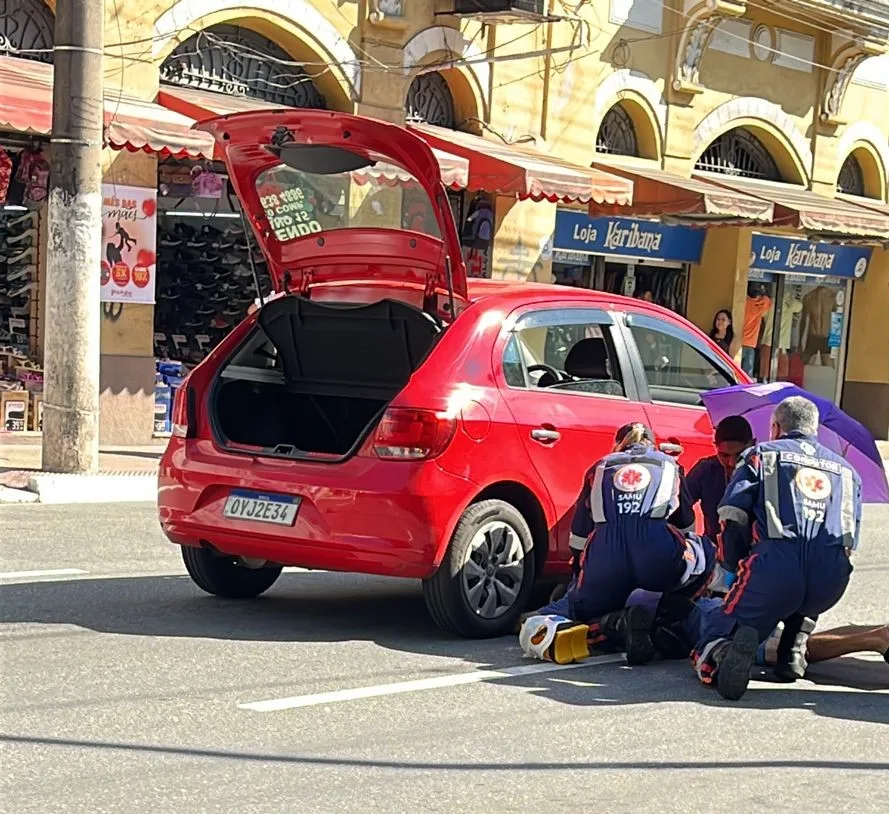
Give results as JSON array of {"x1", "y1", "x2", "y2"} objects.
[
  {"x1": 157, "y1": 86, "x2": 469, "y2": 189},
  {"x1": 693, "y1": 171, "x2": 889, "y2": 240},
  {"x1": 0, "y1": 56, "x2": 215, "y2": 159},
  {"x1": 409, "y1": 122, "x2": 634, "y2": 206},
  {"x1": 837, "y1": 193, "x2": 889, "y2": 220},
  {"x1": 592, "y1": 160, "x2": 774, "y2": 225}
]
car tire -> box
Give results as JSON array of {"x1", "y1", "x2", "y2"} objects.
[
  {"x1": 423, "y1": 499, "x2": 537, "y2": 638},
  {"x1": 181, "y1": 546, "x2": 283, "y2": 599}
]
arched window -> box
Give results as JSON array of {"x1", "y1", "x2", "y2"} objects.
[
  {"x1": 406, "y1": 72, "x2": 456, "y2": 129},
  {"x1": 695, "y1": 128, "x2": 781, "y2": 181},
  {"x1": 0, "y1": 0, "x2": 54, "y2": 64},
  {"x1": 596, "y1": 105, "x2": 638, "y2": 156},
  {"x1": 836, "y1": 154, "x2": 865, "y2": 196},
  {"x1": 160, "y1": 24, "x2": 325, "y2": 109}
]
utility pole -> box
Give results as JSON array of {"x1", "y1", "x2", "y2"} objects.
[{"x1": 42, "y1": 0, "x2": 105, "y2": 473}]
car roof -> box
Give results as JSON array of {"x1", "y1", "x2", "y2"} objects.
[
  {"x1": 464, "y1": 279, "x2": 747, "y2": 379},
  {"x1": 467, "y1": 278, "x2": 658, "y2": 316}
]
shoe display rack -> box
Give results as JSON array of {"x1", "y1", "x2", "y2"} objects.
[
  {"x1": 0, "y1": 207, "x2": 43, "y2": 432},
  {"x1": 154, "y1": 214, "x2": 273, "y2": 365},
  {"x1": 0, "y1": 208, "x2": 39, "y2": 355}
]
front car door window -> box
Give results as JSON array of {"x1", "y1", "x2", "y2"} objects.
[
  {"x1": 625, "y1": 314, "x2": 736, "y2": 407},
  {"x1": 621, "y1": 312, "x2": 739, "y2": 503}
]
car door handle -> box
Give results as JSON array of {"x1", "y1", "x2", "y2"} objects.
[
  {"x1": 531, "y1": 428, "x2": 561, "y2": 443},
  {"x1": 658, "y1": 441, "x2": 684, "y2": 456}
]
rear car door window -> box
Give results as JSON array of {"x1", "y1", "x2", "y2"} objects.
[
  {"x1": 626, "y1": 314, "x2": 735, "y2": 406},
  {"x1": 505, "y1": 308, "x2": 629, "y2": 399}
]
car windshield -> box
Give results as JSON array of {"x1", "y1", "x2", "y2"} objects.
[{"x1": 255, "y1": 148, "x2": 441, "y2": 245}]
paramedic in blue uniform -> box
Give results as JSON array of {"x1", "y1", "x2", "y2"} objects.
[
  {"x1": 693, "y1": 396, "x2": 862, "y2": 701},
  {"x1": 529, "y1": 422, "x2": 715, "y2": 665}
]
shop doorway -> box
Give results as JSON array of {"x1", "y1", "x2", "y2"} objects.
[
  {"x1": 550, "y1": 252, "x2": 689, "y2": 316},
  {"x1": 745, "y1": 273, "x2": 852, "y2": 403}
]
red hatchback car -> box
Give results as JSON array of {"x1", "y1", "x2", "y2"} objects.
[{"x1": 158, "y1": 110, "x2": 749, "y2": 637}]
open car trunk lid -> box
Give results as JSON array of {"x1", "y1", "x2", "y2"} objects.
[{"x1": 197, "y1": 110, "x2": 469, "y2": 321}]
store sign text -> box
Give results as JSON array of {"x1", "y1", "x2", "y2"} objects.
[
  {"x1": 554, "y1": 211, "x2": 705, "y2": 263},
  {"x1": 750, "y1": 234, "x2": 871, "y2": 280},
  {"x1": 260, "y1": 188, "x2": 322, "y2": 242}
]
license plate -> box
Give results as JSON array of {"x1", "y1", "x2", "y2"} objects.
[{"x1": 222, "y1": 490, "x2": 300, "y2": 526}]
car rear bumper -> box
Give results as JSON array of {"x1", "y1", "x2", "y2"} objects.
[{"x1": 157, "y1": 439, "x2": 476, "y2": 579}]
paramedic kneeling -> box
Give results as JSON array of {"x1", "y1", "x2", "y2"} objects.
[
  {"x1": 693, "y1": 396, "x2": 862, "y2": 701},
  {"x1": 522, "y1": 423, "x2": 714, "y2": 666}
]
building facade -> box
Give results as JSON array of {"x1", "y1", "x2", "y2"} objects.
[{"x1": 1, "y1": 0, "x2": 887, "y2": 441}]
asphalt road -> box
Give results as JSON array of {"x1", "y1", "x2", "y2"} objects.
[{"x1": 1, "y1": 503, "x2": 887, "y2": 814}]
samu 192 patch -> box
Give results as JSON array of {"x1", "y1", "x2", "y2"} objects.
[{"x1": 613, "y1": 463, "x2": 651, "y2": 493}]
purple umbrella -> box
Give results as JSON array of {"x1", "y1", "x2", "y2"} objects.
[{"x1": 701, "y1": 381, "x2": 889, "y2": 504}]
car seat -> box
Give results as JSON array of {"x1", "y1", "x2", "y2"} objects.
[{"x1": 559, "y1": 338, "x2": 624, "y2": 397}]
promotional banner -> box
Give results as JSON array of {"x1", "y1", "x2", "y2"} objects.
[{"x1": 100, "y1": 185, "x2": 157, "y2": 304}]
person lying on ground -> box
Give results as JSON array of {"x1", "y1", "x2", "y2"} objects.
[
  {"x1": 520, "y1": 422, "x2": 715, "y2": 667},
  {"x1": 520, "y1": 584, "x2": 888, "y2": 672}
]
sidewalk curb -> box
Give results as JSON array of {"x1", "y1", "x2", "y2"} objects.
[
  {"x1": 22, "y1": 472, "x2": 157, "y2": 505},
  {"x1": 0, "y1": 485, "x2": 39, "y2": 504}
]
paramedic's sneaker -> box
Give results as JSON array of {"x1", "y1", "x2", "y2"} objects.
[
  {"x1": 773, "y1": 616, "x2": 816, "y2": 683},
  {"x1": 615, "y1": 606, "x2": 655, "y2": 666},
  {"x1": 592, "y1": 607, "x2": 655, "y2": 665},
  {"x1": 715, "y1": 625, "x2": 759, "y2": 701}
]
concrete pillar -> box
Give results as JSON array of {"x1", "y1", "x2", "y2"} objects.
[
  {"x1": 841, "y1": 247, "x2": 889, "y2": 440},
  {"x1": 686, "y1": 227, "x2": 751, "y2": 359},
  {"x1": 490, "y1": 197, "x2": 556, "y2": 283}
]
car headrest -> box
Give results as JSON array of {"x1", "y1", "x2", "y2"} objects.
[{"x1": 564, "y1": 337, "x2": 610, "y2": 379}]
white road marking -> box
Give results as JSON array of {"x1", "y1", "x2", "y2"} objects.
[
  {"x1": 0, "y1": 568, "x2": 88, "y2": 580},
  {"x1": 239, "y1": 654, "x2": 626, "y2": 712}
]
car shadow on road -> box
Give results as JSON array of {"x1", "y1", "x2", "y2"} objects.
[
  {"x1": 0, "y1": 570, "x2": 515, "y2": 663},
  {"x1": 2, "y1": 570, "x2": 886, "y2": 724}
]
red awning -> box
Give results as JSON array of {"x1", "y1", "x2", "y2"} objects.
[
  {"x1": 693, "y1": 171, "x2": 889, "y2": 239},
  {"x1": 0, "y1": 55, "x2": 215, "y2": 159},
  {"x1": 593, "y1": 160, "x2": 774, "y2": 224},
  {"x1": 409, "y1": 122, "x2": 633, "y2": 206},
  {"x1": 158, "y1": 86, "x2": 469, "y2": 189}
]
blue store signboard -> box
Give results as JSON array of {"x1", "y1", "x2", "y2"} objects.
[
  {"x1": 553, "y1": 211, "x2": 706, "y2": 264},
  {"x1": 750, "y1": 234, "x2": 871, "y2": 280}
]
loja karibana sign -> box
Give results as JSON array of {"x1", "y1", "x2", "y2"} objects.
[{"x1": 100, "y1": 184, "x2": 158, "y2": 304}]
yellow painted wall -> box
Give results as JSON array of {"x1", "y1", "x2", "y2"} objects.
[
  {"x1": 845, "y1": 249, "x2": 889, "y2": 384},
  {"x1": 35, "y1": 0, "x2": 887, "y2": 440},
  {"x1": 687, "y1": 228, "x2": 751, "y2": 358}
]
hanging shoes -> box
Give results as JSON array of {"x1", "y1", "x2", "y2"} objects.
[
  {"x1": 7, "y1": 211, "x2": 37, "y2": 230},
  {"x1": 7, "y1": 246, "x2": 36, "y2": 265}
]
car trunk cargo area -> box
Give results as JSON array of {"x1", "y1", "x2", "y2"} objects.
[{"x1": 212, "y1": 296, "x2": 441, "y2": 458}]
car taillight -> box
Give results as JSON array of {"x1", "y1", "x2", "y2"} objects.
[
  {"x1": 171, "y1": 383, "x2": 196, "y2": 439},
  {"x1": 372, "y1": 408, "x2": 456, "y2": 460}
]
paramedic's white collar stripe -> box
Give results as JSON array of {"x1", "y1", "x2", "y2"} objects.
[{"x1": 717, "y1": 505, "x2": 748, "y2": 525}]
